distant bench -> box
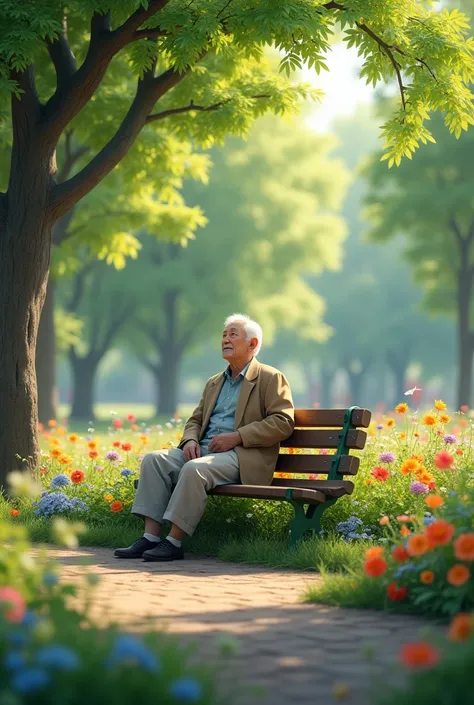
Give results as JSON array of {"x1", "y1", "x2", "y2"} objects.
[{"x1": 135, "y1": 406, "x2": 372, "y2": 548}]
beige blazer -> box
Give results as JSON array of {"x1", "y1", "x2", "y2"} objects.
[{"x1": 179, "y1": 357, "x2": 295, "y2": 485}]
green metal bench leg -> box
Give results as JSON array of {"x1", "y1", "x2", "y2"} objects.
[{"x1": 287, "y1": 497, "x2": 337, "y2": 550}]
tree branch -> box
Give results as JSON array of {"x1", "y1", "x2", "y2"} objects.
[
  {"x1": 355, "y1": 21, "x2": 406, "y2": 111},
  {"x1": 45, "y1": 15, "x2": 77, "y2": 91},
  {"x1": 52, "y1": 206, "x2": 76, "y2": 246},
  {"x1": 10, "y1": 66, "x2": 42, "y2": 129},
  {"x1": 136, "y1": 352, "x2": 160, "y2": 376},
  {"x1": 67, "y1": 263, "x2": 94, "y2": 313},
  {"x1": 146, "y1": 94, "x2": 270, "y2": 123},
  {"x1": 50, "y1": 65, "x2": 189, "y2": 219},
  {"x1": 134, "y1": 28, "x2": 168, "y2": 40},
  {"x1": 57, "y1": 130, "x2": 89, "y2": 183},
  {"x1": 97, "y1": 300, "x2": 136, "y2": 358}
]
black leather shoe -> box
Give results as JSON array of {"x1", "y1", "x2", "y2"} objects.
[
  {"x1": 114, "y1": 536, "x2": 160, "y2": 558},
  {"x1": 142, "y1": 539, "x2": 184, "y2": 562}
]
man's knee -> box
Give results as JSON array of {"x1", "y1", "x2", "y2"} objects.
[{"x1": 179, "y1": 461, "x2": 205, "y2": 484}]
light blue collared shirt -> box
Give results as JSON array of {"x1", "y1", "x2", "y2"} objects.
[{"x1": 200, "y1": 362, "x2": 251, "y2": 455}]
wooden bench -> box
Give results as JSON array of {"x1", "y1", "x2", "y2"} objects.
[{"x1": 135, "y1": 406, "x2": 372, "y2": 549}]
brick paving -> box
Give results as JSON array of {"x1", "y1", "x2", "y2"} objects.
[{"x1": 51, "y1": 547, "x2": 440, "y2": 705}]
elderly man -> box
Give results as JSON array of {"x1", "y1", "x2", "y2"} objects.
[{"x1": 114, "y1": 313, "x2": 294, "y2": 562}]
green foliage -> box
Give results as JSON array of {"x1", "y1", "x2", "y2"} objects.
[
  {"x1": 1, "y1": 0, "x2": 474, "y2": 168},
  {"x1": 0, "y1": 517, "x2": 228, "y2": 704}
]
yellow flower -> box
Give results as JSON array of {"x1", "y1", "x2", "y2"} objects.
[
  {"x1": 104, "y1": 494, "x2": 113, "y2": 502},
  {"x1": 434, "y1": 399, "x2": 447, "y2": 411},
  {"x1": 386, "y1": 418, "x2": 395, "y2": 428},
  {"x1": 58, "y1": 455, "x2": 72, "y2": 465},
  {"x1": 395, "y1": 403, "x2": 408, "y2": 414},
  {"x1": 399, "y1": 432, "x2": 406, "y2": 440},
  {"x1": 88, "y1": 440, "x2": 97, "y2": 450},
  {"x1": 439, "y1": 413, "x2": 451, "y2": 424},
  {"x1": 422, "y1": 413, "x2": 436, "y2": 426},
  {"x1": 49, "y1": 438, "x2": 61, "y2": 447},
  {"x1": 68, "y1": 434, "x2": 78, "y2": 443}
]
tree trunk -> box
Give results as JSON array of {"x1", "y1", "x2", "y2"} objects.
[
  {"x1": 155, "y1": 347, "x2": 181, "y2": 417},
  {"x1": 386, "y1": 351, "x2": 409, "y2": 406},
  {"x1": 456, "y1": 238, "x2": 474, "y2": 409},
  {"x1": 347, "y1": 370, "x2": 365, "y2": 405},
  {"x1": 0, "y1": 114, "x2": 55, "y2": 482},
  {"x1": 69, "y1": 353, "x2": 99, "y2": 422},
  {"x1": 36, "y1": 279, "x2": 58, "y2": 424},
  {"x1": 319, "y1": 365, "x2": 333, "y2": 408}
]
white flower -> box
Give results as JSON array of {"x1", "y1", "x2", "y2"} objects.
[
  {"x1": 226, "y1": 518, "x2": 232, "y2": 523},
  {"x1": 439, "y1": 487, "x2": 447, "y2": 493},
  {"x1": 246, "y1": 513, "x2": 253, "y2": 519},
  {"x1": 7, "y1": 471, "x2": 42, "y2": 498}
]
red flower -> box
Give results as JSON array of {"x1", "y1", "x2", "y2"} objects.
[
  {"x1": 434, "y1": 451, "x2": 454, "y2": 469},
  {"x1": 113, "y1": 441, "x2": 121, "y2": 448},
  {"x1": 364, "y1": 557, "x2": 387, "y2": 577},
  {"x1": 9, "y1": 509, "x2": 20, "y2": 517},
  {"x1": 127, "y1": 414, "x2": 136, "y2": 423},
  {"x1": 371, "y1": 466, "x2": 390, "y2": 481},
  {"x1": 40, "y1": 466, "x2": 48, "y2": 474},
  {"x1": 400, "y1": 642, "x2": 440, "y2": 669},
  {"x1": 121, "y1": 443, "x2": 132, "y2": 452},
  {"x1": 387, "y1": 582, "x2": 408, "y2": 601},
  {"x1": 112, "y1": 419, "x2": 123, "y2": 429},
  {"x1": 89, "y1": 451, "x2": 98, "y2": 458},
  {"x1": 392, "y1": 545, "x2": 410, "y2": 562},
  {"x1": 71, "y1": 470, "x2": 84, "y2": 484},
  {"x1": 110, "y1": 500, "x2": 123, "y2": 513}
]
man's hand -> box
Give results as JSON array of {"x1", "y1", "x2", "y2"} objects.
[
  {"x1": 208, "y1": 432, "x2": 241, "y2": 454},
  {"x1": 183, "y1": 440, "x2": 201, "y2": 461}
]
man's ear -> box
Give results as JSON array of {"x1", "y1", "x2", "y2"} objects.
[{"x1": 249, "y1": 337, "x2": 258, "y2": 350}]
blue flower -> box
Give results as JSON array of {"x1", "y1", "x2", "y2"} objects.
[
  {"x1": 7, "y1": 631, "x2": 28, "y2": 648},
  {"x1": 11, "y1": 667, "x2": 50, "y2": 693},
  {"x1": 43, "y1": 572, "x2": 58, "y2": 587},
  {"x1": 120, "y1": 469, "x2": 135, "y2": 477},
  {"x1": 33, "y1": 491, "x2": 88, "y2": 518},
  {"x1": 169, "y1": 678, "x2": 202, "y2": 702},
  {"x1": 423, "y1": 517, "x2": 435, "y2": 526},
  {"x1": 36, "y1": 644, "x2": 79, "y2": 671},
  {"x1": 50, "y1": 474, "x2": 70, "y2": 489},
  {"x1": 20, "y1": 610, "x2": 39, "y2": 628},
  {"x1": 4, "y1": 651, "x2": 27, "y2": 671},
  {"x1": 106, "y1": 635, "x2": 159, "y2": 673}
]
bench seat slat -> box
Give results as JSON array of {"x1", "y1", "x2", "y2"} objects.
[
  {"x1": 281, "y1": 429, "x2": 367, "y2": 450},
  {"x1": 210, "y1": 484, "x2": 327, "y2": 504},
  {"x1": 271, "y1": 479, "x2": 354, "y2": 497},
  {"x1": 276, "y1": 454, "x2": 360, "y2": 476}
]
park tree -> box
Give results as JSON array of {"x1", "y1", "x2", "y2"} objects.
[
  {"x1": 365, "y1": 112, "x2": 474, "y2": 408},
  {"x1": 1, "y1": 1, "x2": 474, "y2": 481},
  {"x1": 126, "y1": 114, "x2": 348, "y2": 415}
]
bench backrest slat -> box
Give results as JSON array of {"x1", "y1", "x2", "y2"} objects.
[
  {"x1": 294, "y1": 408, "x2": 371, "y2": 428},
  {"x1": 276, "y1": 454, "x2": 360, "y2": 476},
  {"x1": 281, "y1": 429, "x2": 367, "y2": 450}
]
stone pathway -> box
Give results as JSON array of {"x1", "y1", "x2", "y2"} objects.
[{"x1": 52, "y1": 547, "x2": 440, "y2": 705}]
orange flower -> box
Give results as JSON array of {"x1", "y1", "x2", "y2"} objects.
[
  {"x1": 397, "y1": 514, "x2": 411, "y2": 523},
  {"x1": 104, "y1": 494, "x2": 113, "y2": 502},
  {"x1": 417, "y1": 470, "x2": 434, "y2": 484},
  {"x1": 9, "y1": 509, "x2": 20, "y2": 517},
  {"x1": 447, "y1": 564, "x2": 470, "y2": 587},
  {"x1": 89, "y1": 451, "x2": 98, "y2": 459},
  {"x1": 88, "y1": 440, "x2": 97, "y2": 450},
  {"x1": 121, "y1": 443, "x2": 132, "y2": 452},
  {"x1": 50, "y1": 448, "x2": 62, "y2": 458},
  {"x1": 425, "y1": 520, "x2": 455, "y2": 547},
  {"x1": 420, "y1": 570, "x2": 435, "y2": 584},
  {"x1": 434, "y1": 399, "x2": 447, "y2": 411},
  {"x1": 68, "y1": 434, "x2": 78, "y2": 443},
  {"x1": 425, "y1": 495, "x2": 443, "y2": 509},
  {"x1": 110, "y1": 500, "x2": 123, "y2": 513},
  {"x1": 439, "y1": 414, "x2": 450, "y2": 424},
  {"x1": 392, "y1": 545, "x2": 410, "y2": 562},
  {"x1": 399, "y1": 432, "x2": 406, "y2": 440},
  {"x1": 454, "y1": 533, "x2": 474, "y2": 561},
  {"x1": 364, "y1": 557, "x2": 387, "y2": 577},
  {"x1": 456, "y1": 448, "x2": 463, "y2": 456},
  {"x1": 48, "y1": 419, "x2": 57, "y2": 428},
  {"x1": 400, "y1": 526, "x2": 412, "y2": 537},
  {"x1": 395, "y1": 403, "x2": 408, "y2": 414},
  {"x1": 386, "y1": 418, "x2": 395, "y2": 428},
  {"x1": 58, "y1": 455, "x2": 72, "y2": 465},
  {"x1": 422, "y1": 413, "x2": 436, "y2": 427},
  {"x1": 71, "y1": 470, "x2": 84, "y2": 484},
  {"x1": 113, "y1": 441, "x2": 121, "y2": 448},
  {"x1": 434, "y1": 451, "x2": 454, "y2": 469},
  {"x1": 399, "y1": 642, "x2": 440, "y2": 669},
  {"x1": 365, "y1": 547, "x2": 384, "y2": 559},
  {"x1": 400, "y1": 459, "x2": 418, "y2": 476},
  {"x1": 379, "y1": 515, "x2": 390, "y2": 526},
  {"x1": 364, "y1": 479, "x2": 373, "y2": 486},
  {"x1": 407, "y1": 534, "x2": 430, "y2": 557},
  {"x1": 38, "y1": 423, "x2": 44, "y2": 433},
  {"x1": 131, "y1": 423, "x2": 139, "y2": 431},
  {"x1": 414, "y1": 432, "x2": 420, "y2": 437},
  {"x1": 448, "y1": 613, "x2": 473, "y2": 641}
]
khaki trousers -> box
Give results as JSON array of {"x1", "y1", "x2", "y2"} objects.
[{"x1": 131, "y1": 448, "x2": 240, "y2": 536}]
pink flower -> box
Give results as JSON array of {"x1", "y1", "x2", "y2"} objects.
[
  {"x1": 112, "y1": 419, "x2": 123, "y2": 429},
  {"x1": 371, "y1": 466, "x2": 390, "y2": 482},
  {"x1": 0, "y1": 586, "x2": 26, "y2": 623}
]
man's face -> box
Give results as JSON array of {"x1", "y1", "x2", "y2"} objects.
[{"x1": 222, "y1": 323, "x2": 256, "y2": 365}]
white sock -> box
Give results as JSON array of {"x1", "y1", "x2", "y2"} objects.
[
  {"x1": 166, "y1": 535, "x2": 182, "y2": 548},
  {"x1": 143, "y1": 533, "x2": 161, "y2": 543}
]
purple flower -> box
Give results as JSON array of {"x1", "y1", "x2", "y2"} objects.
[
  {"x1": 105, "y1": 451, "x2": 121, "y2": 462},
  {"x1": 410, "y1": 481, "x2": 429, "y2": 495},
  {"x1": 379, "y1": 451, "x2": 396, "y2": 464},
  {"x1": 444, "y1": 434, "x2": 457, "y2": 445},
  {"x1": 377, "y1": 424, "x2": 383, "y2": 430},
  {"x1": 120, "y1": 469, "x2": 135, "y2": 477}
]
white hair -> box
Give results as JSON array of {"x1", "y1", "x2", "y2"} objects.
[{"x1": 224, "y1": 313, "x2": 263, "y2": 357}]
